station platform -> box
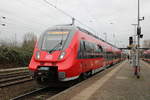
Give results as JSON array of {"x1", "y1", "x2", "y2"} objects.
[
  {"x1": 86, "y1": 60, "x2": 150, "y2": 100},
  {"x1": 48, "y1": 60, "x2": 150, "y2": 100}
]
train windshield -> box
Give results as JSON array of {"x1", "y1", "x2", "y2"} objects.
[{"x1": 38, "y1": 30, "x2": 69, "y2": 51}]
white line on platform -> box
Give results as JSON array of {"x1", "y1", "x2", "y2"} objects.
[{"x1": 71, "y1": 61, "x2": 127, "y2": 100}]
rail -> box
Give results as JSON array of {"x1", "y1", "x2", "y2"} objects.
[{"x1": 0, "y1": 67, "x2": 33, "y2": 88}]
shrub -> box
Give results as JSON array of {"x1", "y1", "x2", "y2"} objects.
[{"x1": 0, "y1": 32, "x2": 36, "y2": 68}]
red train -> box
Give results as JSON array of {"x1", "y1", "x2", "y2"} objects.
[
  {"x1": 143, "y1": 50, "x2": 150, "y2": 62},
  {"x1": 28, "y1": 25, "x2": 124, "y2": 85}
]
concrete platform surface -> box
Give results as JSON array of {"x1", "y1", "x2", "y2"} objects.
[
  {"x1": 48, "y1": 60, "x2": 150, "y2": 100},
  {"x1": 88, "y1": 60, "x2": 150, "y2": 100}
]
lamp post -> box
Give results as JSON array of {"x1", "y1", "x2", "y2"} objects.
[
  {"x1": 112, "y1": 33, "x2": 116, "y2": 46},
  {"x1": 103, "y1": 32, "x2": 107, "y2": 42},
  {"x1": 120, "y1": 41, "x2": 123, "y2": 48},
  {"x1": 135, "y1": 0, "x2": 144, "y2": 78},
  {"x1": 134, "y1": 0, "x2": 141, "y2": 78}
]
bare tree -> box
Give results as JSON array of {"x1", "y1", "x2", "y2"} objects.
[
  {"x1": 0, "y1": 39, "x2": 7, "y2": 46},
  {"x1": 22, "y1": 32, "x2": 37, "y2": 49},
  {"x1": 10, "y1": 33, "x2": 17, "y2": 47},
  {"x1": 0, "y1": 33, "x2": 18, "y2": 47}
]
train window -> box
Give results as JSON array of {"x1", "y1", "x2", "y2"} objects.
[
  {"x1": 84, "y1": 41, "x2": 91, "y2": 52},
  {"x1": 92, "y1": 44, "x2": 97, "y2": 53},
  {"x1": 89, "y1": 42, "x2": 95, "y2": 53},
  {"x1": 80, "y1": 40, "x2": 85, "y2": 52},
  {"x1": 96, "y1": 45, "x2": 103, "y2": 53},
  {"x1": 78, "y1": 40, "x2": 105, "y2": 59},
  {"x1": 106, "y1": 52, "x2": 113, "y2": 60},
  {"x1": 105, "y1": 52, "x2": 109, "y2": 60},
  {"x1": 90, "y1": 43, "x2": 95, "y2": 58}
]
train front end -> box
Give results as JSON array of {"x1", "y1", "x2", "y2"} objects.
[{"x1": 28, "y1": 26, "x2": 78, "y2": 85}]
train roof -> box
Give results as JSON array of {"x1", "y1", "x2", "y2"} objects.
[
  {"x1": 76, "y1": 26, "x2": 121, "y2": 52},
  {"x1": 46, "y1": 25, "x2": 121, "y2": 52}
]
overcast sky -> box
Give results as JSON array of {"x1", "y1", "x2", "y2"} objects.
[{"x1": 0, "y1": 0, "x2": 150, "y2": 47}]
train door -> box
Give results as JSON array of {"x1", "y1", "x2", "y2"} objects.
[
  {"x1": 96, "y1": 45, "x2": 104, "y2": 68},
  {"x1": 83, "y1": 40, "x2": 93, "y2": 72},
  {"x1": 102, "y1": 48, "x2": 108, "y2": 67},
  {"x1": 78, "y1": 40, "x2": 87, "y2": 73}
]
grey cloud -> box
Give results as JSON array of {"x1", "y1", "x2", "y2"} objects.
[{"x1": 0, "y1": 0, "x2": 149, "y2": 47}]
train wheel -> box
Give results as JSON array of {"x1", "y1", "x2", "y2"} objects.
[
  {"x1": 137, "y1": 75, "x2": 140, "y2": 79},
  {"x1": 82, "y1": 71, "x2": 92, "y2": 80},
  {"x1": 36, "y1": 75, "x2": 49, "y2": 86},
  {"x1": 134, "y1": 66, "x2": 138, "y2": 75}
]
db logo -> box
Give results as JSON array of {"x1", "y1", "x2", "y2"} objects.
[{"x1": 45, "y1": 55, "x2": 53, "y2": 60}]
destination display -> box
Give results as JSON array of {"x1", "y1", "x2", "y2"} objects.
[{"x1": 48, "y1": 31, "x2": 69, "y2": 34}]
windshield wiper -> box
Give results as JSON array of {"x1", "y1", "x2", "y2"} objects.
[{"x1": 48, "y1": 40, "x2": 63, "y2": 53}]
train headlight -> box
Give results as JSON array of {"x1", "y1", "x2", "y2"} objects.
[
  {"x1": 35, "y1": 51, "x2": 40, "y2": 59},
  {"x1": 59, "y1": 51, "x2": 66, "y2": 60}
]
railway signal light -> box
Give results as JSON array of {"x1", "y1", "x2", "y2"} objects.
[
  {"x1": 137, "y1": 26, "x2": 141, "y2": 35},
  {"x1": 1, "y1": 24, "x2": 5, "y2": 26},
  {"x1": 139, "y1": 16, "x2": 144, "y2": 21},
  {"x1": 140, "y1": 34, "x2": 143, "y2": 38},
  {"x1": 142, "y1": 16, "x2": 144, "y2": 20},
  {"x1": 2, "y1": 16, "x2": 6, "y2": 19},
  {"x1": 129, "y1": 36, "x2": 133, "y2": 45}
]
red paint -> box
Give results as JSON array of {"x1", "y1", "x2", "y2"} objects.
[{"x1": 28, "y1": 26, "x2": 123, "y2": 81}]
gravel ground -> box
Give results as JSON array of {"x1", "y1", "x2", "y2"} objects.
[{"x1": 0, "y1": 80, "x2": 41, "y2": 100}]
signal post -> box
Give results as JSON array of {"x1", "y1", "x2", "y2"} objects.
[{"x1": 130, "y1": 0, "x2": 144, "y2": 78}]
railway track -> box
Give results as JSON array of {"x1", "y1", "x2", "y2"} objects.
[
  {"x1": 0, "y1": 67, "x2": 33, "y2": 88},
  {"x1": 10, "y1": 87, "x2": 66, "y2": 100},
  {"x1": 5, "y1": 62, "x2": 123, "y2": 100}
]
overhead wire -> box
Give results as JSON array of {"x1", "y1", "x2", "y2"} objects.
[
  {"x1": 43, "y1": 0, "x2": 72, "y2": 18},
  {"x1": 75, "y1": 19, "x2": 99, "y2": 36},
  {"x1": 42, "y1": 0, "x2": 101, "y2": 38}
]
